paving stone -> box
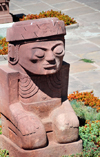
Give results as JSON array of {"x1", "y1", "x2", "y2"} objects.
[
  {"x1": 92, "y1": 82, "x2": 100, "y2": 93},
  {"x1": 78, "y1": 12, "x2": 100, "y2": 23},
  {"x1": 95, "y1": 61, "x2": 100, "y2": 67},
  {"x1": 10, "y1": 0, "x2": 41, "y2": 6},
  {"x1": 92, "y1": 89, "x2": 100, "y2": 99},
  {"x1": 83, "y1": 51, "x2": 100, "y2": 62},
  {"x1": 0, "y1": 55, "x2": 4, "y2": 61},
  {"x1": 74, "y1": 17, "x2": 91, "y2": 27},
  {"x1": 63, "y1": 6, "x2": 96, "y2": 18},
  {"x1": 66, "y1": 42, "x2": 100, "y2": 58},
  {"x1": 9, "y1": 2, "x2": 21, "y2": 11},
  {"x1": 0, "y1": 60, "x2": 7, "y2": 65},
  {"x1": 42, "y1": 0, "x2": 70, "y2": 5},
  {"x1": 87, "y1": 36, "x2": 100, "y2": 46},
  {"x1": 74, "y1": 27, "x2": 100, "y2": 39},
  {"x1": 52, "y1": 1, "x2": 84, "y2": 10},
  {"x1": 74, "y1": 70, "x2": 100, "y2": 85},
  {"x1": 65, "y1": 31, "x2": 85, "y2": 45},
  {"x1": 64, "y1": 51, "x2": 79, "y2": 63},
  {"x1": 68, "y1": 76, "x2": 90, "y2": 94},
  {"x1": 75, "y1": 0, "x2": 99, "y2": 4},
  {"x1": 22, "y1": 2, "x2": 53, "y2": 14},
  {"x1": 86, "y1": 1, "x2": 100, "y2": 11},
  {"x1": 70, "y1": 60, "x2": 97, "y2": 74}
]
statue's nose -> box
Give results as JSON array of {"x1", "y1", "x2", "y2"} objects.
[{"x1": 45, "y1": 50, "x2": 55, "y2": 64}]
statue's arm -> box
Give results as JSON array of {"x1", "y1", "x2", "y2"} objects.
[{"x1": 0, "y1": 65, "x2": 19, "y2": 119}]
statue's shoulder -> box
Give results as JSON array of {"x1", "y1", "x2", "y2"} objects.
[{"x1": 0, "y1": 65, "x2": 19, "y2": 82}]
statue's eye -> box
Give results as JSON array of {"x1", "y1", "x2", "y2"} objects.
[
  {"x1": 53, "y1": 45, "x2": 64, "y2": 56},
  {"x1": 56, "y1": 50, "x2": 63, "y2": 55},
  {"x1": 32, "y1": 48, "x2": 45, "y2": 59},
  {"x1": 35, "y1": 54, "x2": 45, "y2": 59}
]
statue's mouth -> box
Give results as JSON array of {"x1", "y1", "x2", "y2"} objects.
[{"x1": 43, "y1": 64, "x2": 56, "y2": 70}]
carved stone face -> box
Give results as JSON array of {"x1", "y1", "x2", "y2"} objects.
[{"x1": 18, "y1": 37, "x2": 65, "y2": 75}]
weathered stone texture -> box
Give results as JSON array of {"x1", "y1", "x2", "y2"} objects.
[{"x1": 0, "y1": 18, "x2": 82, "y2": 156}]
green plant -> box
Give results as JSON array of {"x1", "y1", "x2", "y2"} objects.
[
  {"x1": 68, "y1": 91, "x2": 100, "y2": 112},
  {"x1": 79, "y1": 121, "x2": 100, "y2": 148},
  {"x1": 0, "y1": 36, "x2": 3, "y2": 40},
  {"x1": 20, "y1": 10, "x2": 76, "y2": 26},
  {"x1": 70, "y1": 100, "x2": 100, "y2": 122},
  {"x1": 62, "y1": 121, "x2": 100, "y2": 157},
  {"x1": 0, "y1": 149, "x2": 9, "y2": 157},
  {"x1": 80, "y1": 58, "x2": 94, "y2": 63}
]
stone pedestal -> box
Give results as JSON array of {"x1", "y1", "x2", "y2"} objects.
[
  {"x1": 0, "y1": 0, "x2": 12, "y2": 24},
  {"x1": 0, "y1": 135, "x2": 82, "y2": 157}
]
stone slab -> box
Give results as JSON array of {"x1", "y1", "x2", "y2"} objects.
[
  {"x1": 63, "y1": 6, "x2": 96, "y2": 18},
  {"x1": 0, "y1": 135, "x2": 82, "y2": 157},
  {"x1": 66, "y1": 42, "x2": 100, "y2": 58},
  {"x1": 73, "y1": 27, "x2": 100, "y2": 39},
  {"x1": 88, "y1": 36, "x2": 100, "y2": 46},
  {"x1": 86, "y1": 1, "x2": 100, "y2": 11},
  {"x1": 65, "y1": 31, "x2": 84, "y2": 45},
  {"x1": 74, "y1": 70, "x2": 100, "y2": 85},
  {"x1": 75, "y1": 0, "x2": 99, "y2": 3},
  {"x1": 11, "y1": 0, "x2": 41, "y2": 6},
  {"x1": 22, "y1": 2, "x2": 53, "y2": 15},
  {"x1": 9, "y1": 2, "x2": 21, "y2": 11},
  {"x1": 78, "y1": 12, "x2": 100, "y2": 23},
  {"x1": 0, "y1": 55, "x2": 7, "y2": 61},
  {"x1": 70, "y1": 60, "x2": 97, "y2": 74},
  {"x1": 92, "y1": 82, "x2": 100, "y2": 93},
  {"x1": 83, "y1": 51, "x2": 100, "y2": 62},
  {"x1": 0, "y1": 60, "x2": 8, "y2": 65},
  {"x1": 53, "y1": 1, "x2": 84, "y2": 10},
  {"x1": 68, "y1": 75, "x2": 90, "y2": 94},
  {"x1": 42, "y1": 0, "x2": 70, "y2": 5},
  {"x1": 64, "y1": 51, "x2": 79, "y2": 64}
]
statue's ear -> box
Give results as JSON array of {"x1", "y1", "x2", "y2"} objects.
[{"x1": 8, "y1": 44, "x2": 19, "y2": 65}]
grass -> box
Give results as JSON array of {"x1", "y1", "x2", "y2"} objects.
[{"x1": 80, "y1": 58, "x2": 94, "y2": 63}]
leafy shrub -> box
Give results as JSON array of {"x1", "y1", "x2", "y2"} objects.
[
  {"x1": 20, "y1": 10, "x2": 76, "y2": 26},
  {"x1": 63, "y1": 121, "x2": 100, "y2": 157},
  {"x1": 68, "y1": 91, "x2": 100, "y2": 112},
  {"x1": 79, "y1": 121, "x2": 100, "y2": 148},
  {"x1": 70, "y1": 100, "x2": 100, "y2": 122},
  {"x1": 0, "y1": 37, "x2": 8, "y2": 55},
  {"x1": 0, "y1": 149, "x2": 9, "y2": 157}
]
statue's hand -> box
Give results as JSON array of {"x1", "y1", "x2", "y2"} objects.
[
  {"x1": 51, "y1": 100, "x2": 79, "y2": 143},
  {"x1": 10, "y1": 103, "x2": 47, "y2": 149}
]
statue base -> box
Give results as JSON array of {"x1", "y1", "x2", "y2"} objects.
[
  {"x1": 0, "y1": 135, "x2": 82, "y2": 157},
  {"x1": 0, "y1": 14, "x2": 12, "y2": 24}
]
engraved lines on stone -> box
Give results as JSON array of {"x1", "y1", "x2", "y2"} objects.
[
  {"x1": 19, "y1": 76, "x2": 39, "y2": 98},
  {"x1": 47, "y1": 72, "x2": 61, "y2": 91},
  {"x1": 0, "y1": 3, "x2": 8, "y2": 12}
]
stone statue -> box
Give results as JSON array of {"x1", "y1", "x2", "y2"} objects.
[
  {"x1": 0, "y1": 0, "x2": 12, "y2": 24},
  {"x1": 0, "y1": 18, "x2": 82, "y2": 156}
]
